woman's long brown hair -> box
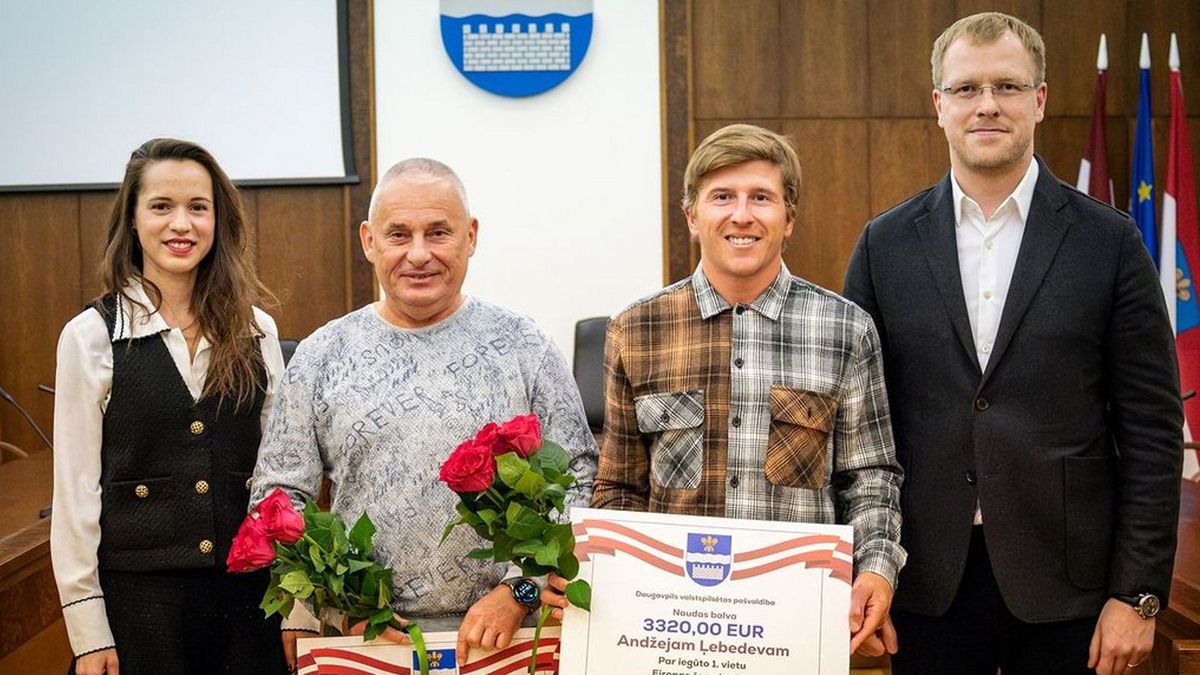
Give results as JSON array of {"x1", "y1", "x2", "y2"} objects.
[{"x1": 100, "y1": 138, "x2": 276, "y2": 410}]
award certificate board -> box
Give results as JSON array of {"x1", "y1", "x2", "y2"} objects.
[
  {"x1": 297, "y1": 626, "x2": 562, "y2": 674},
  {"x1": 559, "y1": 507, "x2": 853, "y2": 674}
]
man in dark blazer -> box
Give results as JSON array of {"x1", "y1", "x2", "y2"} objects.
[{"x1": 843, "y1": 12, "x2": 1183, "y2": 675}]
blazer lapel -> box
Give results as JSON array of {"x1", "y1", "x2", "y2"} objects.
[
  {"x1": 980, "y1": 160, "x2": 1072, "y2": 386},
  {"x1": 915, "y1": 174, "x2": 981, "y2": 373}
]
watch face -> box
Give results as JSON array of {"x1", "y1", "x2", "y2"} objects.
[
  {"x1": 1139, "y1": 594, "x2": 1161, "y2": 618},
  {"x1": 512, "y1": 578, "x2": 540, "y2": 605}
]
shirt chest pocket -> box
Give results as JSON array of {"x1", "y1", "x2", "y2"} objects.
[
  {"x1": 766, "y1": 386, "x2": 837, "y2": 489},
  {"x1": 635, "y1": 390, "x2": 705, "y2": 490}
]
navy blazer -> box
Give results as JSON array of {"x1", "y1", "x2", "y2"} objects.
[{"x1": 844, "y1": 157, "x2": 1183, "y2": 622}]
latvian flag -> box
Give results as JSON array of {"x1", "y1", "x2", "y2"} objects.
[
  {"x1": 297, "y1": 647, "x2": 411, "y2": 675},
  {"x1": 460, "y1": 637, "x2": 560, "y2": 674}
]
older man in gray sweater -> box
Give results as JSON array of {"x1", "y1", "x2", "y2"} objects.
[{"x1": 250, "y1": 158, "x2": 597, "y2": 668}]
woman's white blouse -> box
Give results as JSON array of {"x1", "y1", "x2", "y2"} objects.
[{"x1": 50, "y1": 283, "x2": 285, "y2": 657}]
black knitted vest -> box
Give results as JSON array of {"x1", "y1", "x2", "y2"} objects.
[{"x1": 93, "y1": 294, "x2": 266, "y2": 571}]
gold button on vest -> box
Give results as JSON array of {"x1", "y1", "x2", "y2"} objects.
[
  {"x1": 245, "y1": 477, "x2": 253, "y2": 490},
  {"x1": 199, "y1": 539, "x2": 213, "y2": 554},
  {"x1": 190, "y1": 420, "x2": 205, "y2": 435},
  {"x1": 135, "y1": 484, "x2": 149, "y2": 498},
  {"x1": 194, "y1": 480, "x2": 210, "y2": 495}
]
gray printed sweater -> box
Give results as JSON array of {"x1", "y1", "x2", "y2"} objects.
[{"x1": 250, "y1": 298, "x2": 597, "y2": 619}]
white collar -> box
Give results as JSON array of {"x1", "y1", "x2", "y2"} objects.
[
  {"x1": 951, "y1": 158, "x2": 1039, "y2": 226},
  {"x1": 109, "y1": 281, "x2": 172, "y2": 341}
]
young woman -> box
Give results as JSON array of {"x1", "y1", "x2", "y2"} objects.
[{"x1": 51, "y1": 138, "x2": 288, "y2": 674}]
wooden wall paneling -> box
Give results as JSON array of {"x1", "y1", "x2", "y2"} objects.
[
  {"x1": 866, "y1": 0, "x2": 955, "y2": 118},
  {"x1": 1042, "y1": 0, "x2": 1128, "y2": 116},
  {"x1": 346, "y1": 0, "x2": 376, "y2": 307},
  {"x1": 1035, "y1": 116, "x2": 1131, "y2": 209},
  {"x1": 254, "y1": 187, "x2": 348, "y2": 340},
  {"x1": 663, "y1": 0, "x2": 694, "y2": 284},
  {"x1": 954, "y1": 0, "x2": 1040, "y2": 27},
  {"x1": 76, "y1": 192, "x2": 114, "y2": 306},
  {"x1": 777, "y1": 119, "x2": 870, "y2": 292},
  {"x1": 691, "y1": 0, "x2": 781, "y2": 120},
  {"x1": 867, "y1": 120, "x2": 949, "y2": 216},
  {"x1": 1127, "y1": 0, "x2": 1200, "y2": 118},
  {"x1": 779, "y1": 0, "x2": 868, "y2": 118},
  {"x1": 0, "y1": 195, "x2": 80, "y2": 453},
  {"x1": 1035, "y1": 117, "x2": 1095, "y2": 196}
]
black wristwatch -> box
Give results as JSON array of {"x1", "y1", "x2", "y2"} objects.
[
  {"x1": 1113, "y1": 593, "x2": 1161, "y2": 619},
  {"x1": 502, "y1": 577, "x2": 541, "y2": 614}
]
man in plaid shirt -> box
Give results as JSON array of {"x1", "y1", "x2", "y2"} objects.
[{"x1": 547, "y1": 124, "x2": 905, "y2": 656}]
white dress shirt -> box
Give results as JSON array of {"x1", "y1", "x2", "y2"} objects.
[
  {"x1": 50, "y1": 281, "x2": 285, "y2": 657},
  {"x1": 951, "y1": 158, "x2": 1039, "y2": 525}
]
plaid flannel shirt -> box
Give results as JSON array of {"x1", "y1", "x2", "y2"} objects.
[{"x1": 593, "y1": 265, "x2": 906, "y2": 584}]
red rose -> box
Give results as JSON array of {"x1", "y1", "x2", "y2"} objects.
[
  {"x1": 474, "y1": 422, "x2": 509, "y2": 456},
  {"x1": 438, "y1": 438, "x2": 496, "y2": 493},
  {"x1": 498, "y1": 413, "x2": 541, "y2": 458},
  {"x1": 226, "y1": 514, "x2": 277, "y2": 573},
  {"x1": 256, "y1": 488, "x2": 305, "y2": 544}
]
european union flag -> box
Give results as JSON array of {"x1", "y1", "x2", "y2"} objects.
[{"x1": 1132, "y1": 44, "x2": 1158, "y2": 264}]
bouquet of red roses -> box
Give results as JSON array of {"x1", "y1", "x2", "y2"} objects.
[
  {"x1": 438, "y1": 413, "x2": 591, "y2": 674},
  {"x1": 228, "y1": 488, "x2": 430, "y2": 674}
]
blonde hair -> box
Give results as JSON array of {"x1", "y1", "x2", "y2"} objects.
[
  {"x1": 682, "y1": 124, "x2": 802, "y2": 222},
  {"x1": 931, "y1": 12, "x2": 1045, "y2": 87}
]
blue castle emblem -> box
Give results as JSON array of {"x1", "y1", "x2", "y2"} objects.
[
  {"x1": 684, "y1": 533, "x2": 733, "y2": 587},
  {"x1": 420, "y1": 648, "x2": 457, "y2": 673},
  {"x1": 439, "y1": 0, "x2": 594, "y2": 97}
]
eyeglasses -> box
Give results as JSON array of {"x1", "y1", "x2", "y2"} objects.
[{"x1": 938, "y1": 81, "x2": 1038, "y2": 100}]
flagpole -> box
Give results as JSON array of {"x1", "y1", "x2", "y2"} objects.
[{"x1": 1076, "y1": 34, "x2": 1112, "y2": 203}]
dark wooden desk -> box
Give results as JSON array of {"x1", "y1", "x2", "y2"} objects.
[
  {"x1": 1148, "y1": 479, "x2": 1200, "y2": 674},
  {"x1": 0, "y1": 450, "x2": 52, "y2": 539}
]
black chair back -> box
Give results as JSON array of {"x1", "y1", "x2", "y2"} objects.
[
  {"x1": 573, "y1": 317, "x2": 608, "y2": 432},
  {"x1": 279, "y1": 338, "x2": 300, "y2": 366}
]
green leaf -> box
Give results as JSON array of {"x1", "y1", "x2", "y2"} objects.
[
  {"x1": 505, "y1": 502, "x2": 550, "y2": 540},
  {"x1": 477, "y1": 509, "x2": 498, "y2": 526},
  {"x1": 279, "y1": 595, "x2": 296, "y2": 619},
  {"x1": 514, "y1": 468, "x2": 547, "y2": 500},
  {"x1": 534, "y1": 537, "x2": 561, "y2": 566},
  {"x1": 512, "y1": 539, "x2": 544, "y2": 557},
  {"x1": 466, "y1": 547, "x2": 495, "y2": 560},
  {"x1": 348, "y1": 559, "x2": 374, "y2": 573},
  {"x1": 279, "y1": 570, "x2": 314, "y2": 597},
  {"x1": 546, "y1": 523, "x2": 575, "y2": 555},
  {"x1": 518, "y1": 561, "x2": 553, "y2": 577},
  {"x1": 565, "y1": 579, "x2": 592, "y2": 611},
  {"x1": 261, "y1": 590, "x2": 288, "y2": 617},
  {"x1": 496, "y1": 453, "x2": 530, "y2": 488},
  {"x1": 536, "y1": 440, "x2": 570, "y2": 473},
  {"x1": 440, "y1": 515, "x2": 466, "y2": 545},
  {"x1": 309, "y1": 543, "x2": 326, "y2": 572},
  {"x1": 557, "y1": 550, "x2": 580, "y2": 579},
  {"x1": 349, "y1": 512, "x2": 376, "y2": 554},
  {"x1": 492, "y1": 531, "x2": 514, "y2": 561},
  {"x1": 307, "y1": 526, "x2": 334, "y2": 552},
  {"x1": 544, "y1": 483, "x2": 567, "y2": 511},
  {"x1": 555, "y1": 474, "x2": 576, "y2": 488}
]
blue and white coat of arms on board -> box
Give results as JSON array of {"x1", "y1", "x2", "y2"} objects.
[
  {"x1": 439, "y1": 0, "x2": 594, "y2": 97},
  {"x1": 685, "y1": 533, "x2": 733, "y2": 587}
]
